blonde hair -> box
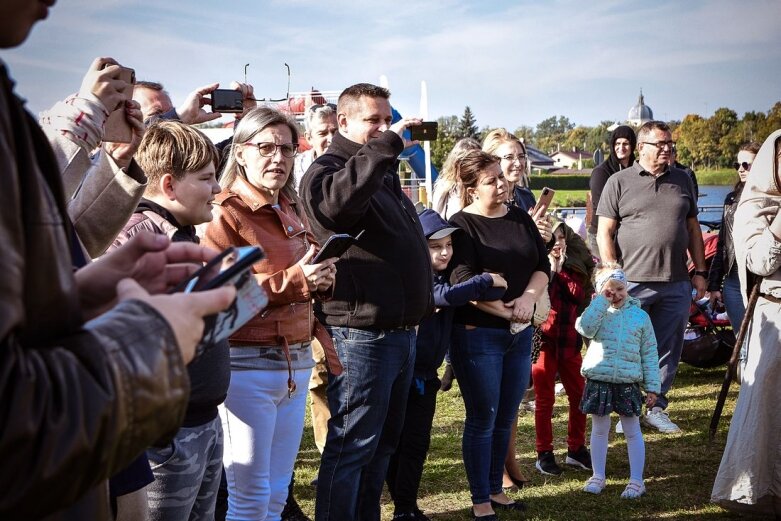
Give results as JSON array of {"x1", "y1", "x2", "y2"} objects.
[
  {"x1": 434, "y1": 138, "x2": 481, "y2": 194},
  {"x1": 220, "y1": 107, "x2": 303, "y2": 218},
  {"x1": 135, "y1": 121, "x2": 218, "y2": 195},
  {"x1": 482, "y1": 128, "x2": 530, "y2": 188}
]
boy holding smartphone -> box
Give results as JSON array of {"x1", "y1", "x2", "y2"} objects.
[{"x1": 110, "y1": 121, "x2": 227, "y2": 520}]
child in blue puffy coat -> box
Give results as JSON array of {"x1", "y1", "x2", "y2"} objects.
[{"x1": 575, "y1": 265, "x2": 660, "y2": 500}]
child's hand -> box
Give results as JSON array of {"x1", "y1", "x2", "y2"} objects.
[
  {"x1": 601, "y1": 287, "x2": 615, "y2": 301},
  {"x1": 645, "y1": 392, "x2": 657, "y2": 408},
  {"x1": 489, "y1": 272, "x2": 508, "y2": 289}
]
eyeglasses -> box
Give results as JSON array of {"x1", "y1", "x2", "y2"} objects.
[
  {"x1": 499, "y1": 154, "x2": 527, "y2": 163},
  {"x1": 733, "y1": 161, "x2": 752, "y2": 171},
  {"x1": 242, "y1": 142, "x2": 298, "y2": 158},
  {"x1": 309, "y1": 103, "x2": 337, "y2": 113},
  {"x1": 641, "y1": 140, "x2": 675, "y2": 150}
]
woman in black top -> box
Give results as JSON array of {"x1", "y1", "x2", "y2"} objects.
[
  {"x1": 708, "y1": 141, "x2": 760, "y2": 339},
  {"x1": 449, "y1": 150, "x2": 550, "y2": 520}
]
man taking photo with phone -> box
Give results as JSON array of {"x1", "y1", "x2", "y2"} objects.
[{"x1": 300, "y1": 83, "x2": 432, "y2": 521}]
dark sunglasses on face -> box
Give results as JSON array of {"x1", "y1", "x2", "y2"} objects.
[{"x1": 733, "y1": 161, "x2": 752, "y2": 171}]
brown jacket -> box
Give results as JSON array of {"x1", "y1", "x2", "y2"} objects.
[
  {"x1": 203, "y1": 176, "x2": 323, "y2": 346},
  {"x1": 0, "y1": 65, "x2": 190, "y2": 519}
]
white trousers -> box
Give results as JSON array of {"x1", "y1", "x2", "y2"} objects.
[{"x1": 220, "y1": 367, "x2": 312, "y2": 521}]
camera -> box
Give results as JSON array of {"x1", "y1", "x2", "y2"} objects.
[{"x1": 211, "y1": 89, "x2": 244, "y2": 113}]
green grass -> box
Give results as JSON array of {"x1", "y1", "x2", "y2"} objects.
[
  {"x1": 697, "y1": 169, "x2": 738, "y2": 186},
  {"x1": 291, "y1": 363, "x2": 747, "y2": 520}
]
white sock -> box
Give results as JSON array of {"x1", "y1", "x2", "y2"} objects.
[
  {"x1": 589, "y1": 414, "x2": 610, "y2": 480},
  {"x1": 620, "y1": 415, "x2": 645, "y2": 483}
]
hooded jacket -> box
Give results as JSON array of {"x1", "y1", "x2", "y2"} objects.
[
  {"x1": 734, "y1": 128, "x2": 781, "y2": 299},
  {"x1": 576, "y1": 295, "x2": 660, "y2": 393},
  {"x1": 300, "y1": 130, "x2": 433, "y2": 329},
  {"x1": 588, "y1": 125, "x2": 637, "y2": 234}
]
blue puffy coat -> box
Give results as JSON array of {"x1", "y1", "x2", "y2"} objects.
[{"x1": 576, "y1": 295, "x2": 661, "y2": 394}]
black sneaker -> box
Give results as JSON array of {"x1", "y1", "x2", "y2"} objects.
[
  {"x1": 535, "y1": 450, "x2": 563, "y2": 476},
  {"x1": 281, "y1": 496, "x2": 312, "y2": 521},
  {"x1": 414, "y1": 508, "x2": 431, "y2": 521},
  {"x1": 565, "y1": 446, "x2": 592, "y2": 470}
]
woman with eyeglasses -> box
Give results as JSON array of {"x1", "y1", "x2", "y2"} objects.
[
  {"x1": 482, "y1": 128, "x2": 536, "y2": 212},
  {"x1": 203, "y1": 107, "x2": 337, "y2": 520},
  {"x1": 707, "y1": 141, "x2": 761, "y2": 335}
]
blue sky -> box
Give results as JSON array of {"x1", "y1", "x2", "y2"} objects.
[{"x1": 5, "y1": 0, "x2": 781, "y2": 130}]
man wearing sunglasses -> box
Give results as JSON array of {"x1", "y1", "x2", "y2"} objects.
[
  {"x1": 300, "y1": 83, "x2": 432, "y2": 521},
  {"x1": 596, "y1": 121, "x2": 706, "y2": 435}
]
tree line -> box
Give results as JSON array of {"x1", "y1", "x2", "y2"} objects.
[{"x1": 430, "y1": 102, "x2": 781, "y2": 171}]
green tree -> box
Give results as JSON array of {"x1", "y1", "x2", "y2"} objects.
[
  {"x1": 710, "y1": 108, "x2": 739, "y2": 167},
  {"x1": 563, "y1": 126, "x2": 590, "y2": 153},
  {"x1": 534, "y1": 115, "x2": 574, "y2": 154},
  {"x1": 458, "y1": 106, "x2": 479, "y2": 139},
  {"x1": 513, "y1": 125, "x2": 535, "y2": 145},
  {"x1": 430, "y1": 115, "x2": 459, "y2": 170}
]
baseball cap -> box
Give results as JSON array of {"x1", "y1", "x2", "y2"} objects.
[{"x1": 418, "y1": 208, "x2": 460, "y2": 239}]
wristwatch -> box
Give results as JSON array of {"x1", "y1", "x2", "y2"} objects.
[{"x1": 694, "y1": 270, "x2": 708, "y2": 278}]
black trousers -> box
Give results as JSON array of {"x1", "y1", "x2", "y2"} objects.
[{"x1": 385, "y1": 376, "x2": 440, "y2": 513}]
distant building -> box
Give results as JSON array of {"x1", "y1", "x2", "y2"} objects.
[
  {"x1": 627, "y1": 89, "x2": 654, "y2": 127},
  {"x1": 608, "y1": 89, "x2": 655, "y2": 131},
  {"x1": 550, "y1": 147, "x2": 591, "y2": 169},
  {"x1": 525, "y1": 144, "x2": 556, "y2": 172}
]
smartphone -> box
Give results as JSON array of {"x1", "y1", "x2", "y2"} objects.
[
  {"x1": 409, "y1": 121, "x2": 438, "y2": 141},
  {"x1": 532, "y1": 187, "x2": 555, "y2": 220},
  {"x1": 211, "y1": 89, "x2": 244, "y2": 113},
  {"x1": 311, "y1": 230, "x2": 364, "y2": 264},
  {"x1": 102, "y1": 65, "x2": 135, "y2": 143},
  {"x1": 196, "y1": 246, "x2": 265, "y2": 291}
]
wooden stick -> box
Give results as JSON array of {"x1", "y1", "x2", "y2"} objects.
[{"x1": 708, "y1": 281, "x2": 763, "y2": 440}]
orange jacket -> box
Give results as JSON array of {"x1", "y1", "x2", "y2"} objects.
[{"x1": 202, "y1": 176, "x2": 323, "y2": 346}]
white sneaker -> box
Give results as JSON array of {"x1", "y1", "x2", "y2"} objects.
[
  {"x1": 615, "y1": 420, "x2": 624, "y2": 434},
  {"x1": 642, "y1": 407, "x2": 681, "y2": 433},
  {"x1": 554, "y1": 382, "x2": 565, "y2": 395}
]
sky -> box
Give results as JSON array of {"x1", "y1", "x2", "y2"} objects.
[{"x1": 4, "y1": 0, "x2": 781, "y2": 131}]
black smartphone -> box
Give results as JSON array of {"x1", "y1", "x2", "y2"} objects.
[
  {"x1": 311, "y1": 230, "x2": 364, "y2": 264},
  {"x1": 532, "y1": 187, "x2": 556, "y2": 220},
  {"x1": 409, "y1": 121, "x2": 438, "y2": 141},
  {"x1": 211, "y1": 89, "x2": 244, "y2": 113},
  {"x1": 197, "y1": 246, "x2": 265, "y2": 291},
  {"x1": 169, "y1": 247, "x2": 234, "y2": 294}
]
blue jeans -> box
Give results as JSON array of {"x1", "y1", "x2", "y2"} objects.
[
  {"x1": 315, "y1": 327, "x2": 416, "y2": 521},
  {"x1": 722, "y1": 268, "x2": 748, "y2": 363},
  {"x1": 628, "y1": 280, "x2": 691, "y2": 410},
  {"x1": 450, "y1": 325, "x2": 532, "y2": 505}
]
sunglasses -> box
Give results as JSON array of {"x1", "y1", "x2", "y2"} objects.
[{"x1": 732, "y1": 161, "x2": 752, "y2": 171}]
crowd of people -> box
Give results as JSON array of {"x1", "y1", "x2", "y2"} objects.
[{"x1": 2, "y1": 3, "x2": 780, "y2": 520}]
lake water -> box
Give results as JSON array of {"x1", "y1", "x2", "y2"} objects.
[{"x1": 555, "y1": 185, "x2": 733, "y2": 230}]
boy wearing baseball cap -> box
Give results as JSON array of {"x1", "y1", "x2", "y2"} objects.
[{"x1": 386, "y1": 209, "x2": 508, "y2": 520}]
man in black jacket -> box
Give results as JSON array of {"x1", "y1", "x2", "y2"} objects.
[{"x1": 300, "y1": 83, "x2": 433, "y2": 521}]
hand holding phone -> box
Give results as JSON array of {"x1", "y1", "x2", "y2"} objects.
[
  {"x1": 531, "y1": 187, "x2": 555, "y2": 221},
  {"x1": 101, "y1": 63, "x2": 136, "y2": 143},
  {"x1": 409, "y1": 121, "x2": 438, "y2": 142},
  {"x1": 311, "y1": 230, "x2": 364, "y2": 264}
]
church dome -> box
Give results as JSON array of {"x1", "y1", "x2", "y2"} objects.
[{"x1": 627, "y1": 89, "x2": 653, "y2": 126}]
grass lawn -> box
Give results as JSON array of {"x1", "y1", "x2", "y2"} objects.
[{"x1": 291, "y1": 362, "x2": 750, "y2": 520}]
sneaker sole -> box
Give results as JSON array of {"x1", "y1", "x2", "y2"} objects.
[
  {"x1": 565, "y1": 456, "x2": 592, "y2": 470},
  {"x1": 535, "y1": 460, "x2": 563, "y2": 476}
]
